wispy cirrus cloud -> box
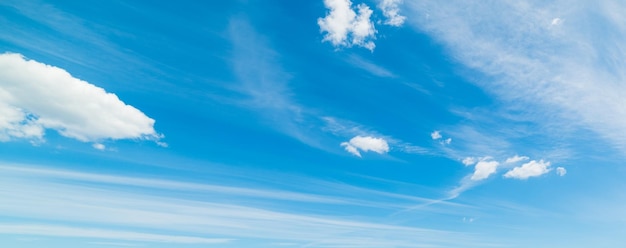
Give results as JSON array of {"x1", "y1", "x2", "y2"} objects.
[
  {"x1": 405, "y1": 1, "x2": 626, "y2": 155},
  {"x1": 0, "y1": 164, "x2": 490, "y2": 248},
  {"x1": 228, "y1": 19, "x2": 425, "y2": 157},
  {"x1": 0, "y1": 224, "x2": 230, "y2": 244},
  {"x1": 0, "y1": 53, "x2": 162, "y2": 146},
  {"x1": 228, "y1": 19, "x2": 333, "y2": 151},
  {"x1": 347, "y1": 54, "x2": 396, "y2": 78}
]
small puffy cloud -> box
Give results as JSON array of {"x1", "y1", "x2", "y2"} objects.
[
  {"x1": 551, "y1": 18, "x2": 563, "y2": 26},
  {"x1": 462, "y1": 157, "x2": 476, "y2": 166},
  {"x1": 379, "y1": 0, "x2": 406, "y2": 26},
  {"x1": 341, "y1": 135, "x2": 389, "y2": 157},
  {"x1": 471, "y1": 158, "x2": 500, "y2": 181},
  {"x1": 318, "y1": 0, "x2": 377, "y2": 50},
  {"x1": 92, "y1": 143, "x2": 106, "y2": 151},
  {"x1": 504, "y1": 160, "x2": 551, "y2": 180},
  {"x1": 430, "y1": 130, "x2": 442, "y2": 140},
  {"x1": 430, "y1": 130, "x2": 451, "y2": 145},
  {"x1": 556, "y1": 167, "x2": 567, "y2": 176},
  {"x1": 505, "y1": 155, "x2": 529, "y2": 164},
  {"x1": 0, "y1": 53, "x2": 161, "y2": 144}
]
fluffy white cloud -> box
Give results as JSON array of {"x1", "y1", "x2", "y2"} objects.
[
  {"x1": 430, "y1": 130, "x2": 442, "y2": 140},
  {"x1": 505, "y1": 155, "x2": 529, "y2": 164},
  {"x1": 0, "y1": 53, "x2": 161, "y2": 144},
  {"x1": 471, "y1": 158, "x2": 499, "y2": 181},
  {"x1": 504, "y1": 160, "x2": 551, "y2": 180},
  {"x1": 341, "y1": 135, "x2": 389, "y2": 157},
  {"x1": 318, "y1": 0, "x2": 377, "y2": 50},
  {"x1": 556, "y1": 167, "x2": 567, "y2": 176},
  {"x1": 379, "y1": 0, "x2": 406, "y2": 26}
]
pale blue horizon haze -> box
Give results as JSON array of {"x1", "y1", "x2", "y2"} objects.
[{"x1": 1, "y1": 0, "x2": 625, "y2": 247}]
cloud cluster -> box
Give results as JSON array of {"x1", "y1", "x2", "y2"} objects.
[
  {"x1": 318, "y1": 0, "x2": 407, "y2": 50},
  {"x1": 462, "y1": 155, "x2": 557, "y2": 181},
  {"x1": 431, "y1": 130, "x2": 452, "y2": 145},
  {"x1": 341, "y1": 135, "x2": 389, "y2": 157},
  {"x1": 318, "y1": 0, "x2": 377, "y2": 50},
  {"x1": 379, "y1": 0, "x2": 406, "y2": 26},
  {"x1": 0, "y1": 53, "x2": 161, "y2": 145}
]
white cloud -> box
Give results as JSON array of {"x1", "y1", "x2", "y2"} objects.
[
  {"x1": 471, "y1": 158, "x2": 499, "y2": 181},
  {"x1": 551, "y1": 17, "x2": 563, "y2": 26},
  {"x1": 405, "y1": 1, "x2": 626, "y2": 155},
  {"x1": 347, "y1": 55, "x2": 396, "y2": 78},
  {"x1": 379, "y1": 0, "x2": 406, "y2": 26},
  {"x1": 505, "y1": 155, "x2": 529, "y2": 164},
  {"x1": 323, "y1": 117, "x2": 427, "y2": 155},
  {"x1": 0, "y1": 165, "x2": 483, "y2": 248},
  {"x1": 0, "y1": 224, "x2": 229, "y2": 244},
  {"x1": 0, "y1": 103, "x2": 44, "y2": 141},
  {"x1": 556, "y1": 167, "x2": 567, "y2": 176},
  {"x1": 431, "y1": 130, "x2": 451, "y2": 145},
  {"x1": 0, "y1": 53, "x2": 161, "y2": 144},
  {"x1": 92, "y1": 143, "x2": 106, "y2": 151},
  {"x1": 430, "y1": 130, "x2": 442, "y2": 140},
  {"x1": 341, "y1": 142, "x2": 361, "y2": 157},
  {"x1": 341, "y1": 135, "x2": 389, "y2": 157},
  {"x1": 462, "y1": 157, "x2": 476, "y2": 166},
  {"x1": 504, "y1": 160, "x2": 551, "y2": 180},
  {"x1": 318, "y1": 0, "x2": 377, "y2": 50}
]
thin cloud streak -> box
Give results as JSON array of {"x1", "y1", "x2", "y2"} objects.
[
  {"x1": 0, "y1": 164, "x2": 488, "y2": 247},
  {"x1": 0, "y1": 224, "x2": 230, "y2": 244},
  {"x1": 0, "y1": 164, "x2": 458, "y2": 212}
]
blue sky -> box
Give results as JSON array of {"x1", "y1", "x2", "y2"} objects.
[{"x1": 1, "y1": 0, "x2": 625, "y2": 247}]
